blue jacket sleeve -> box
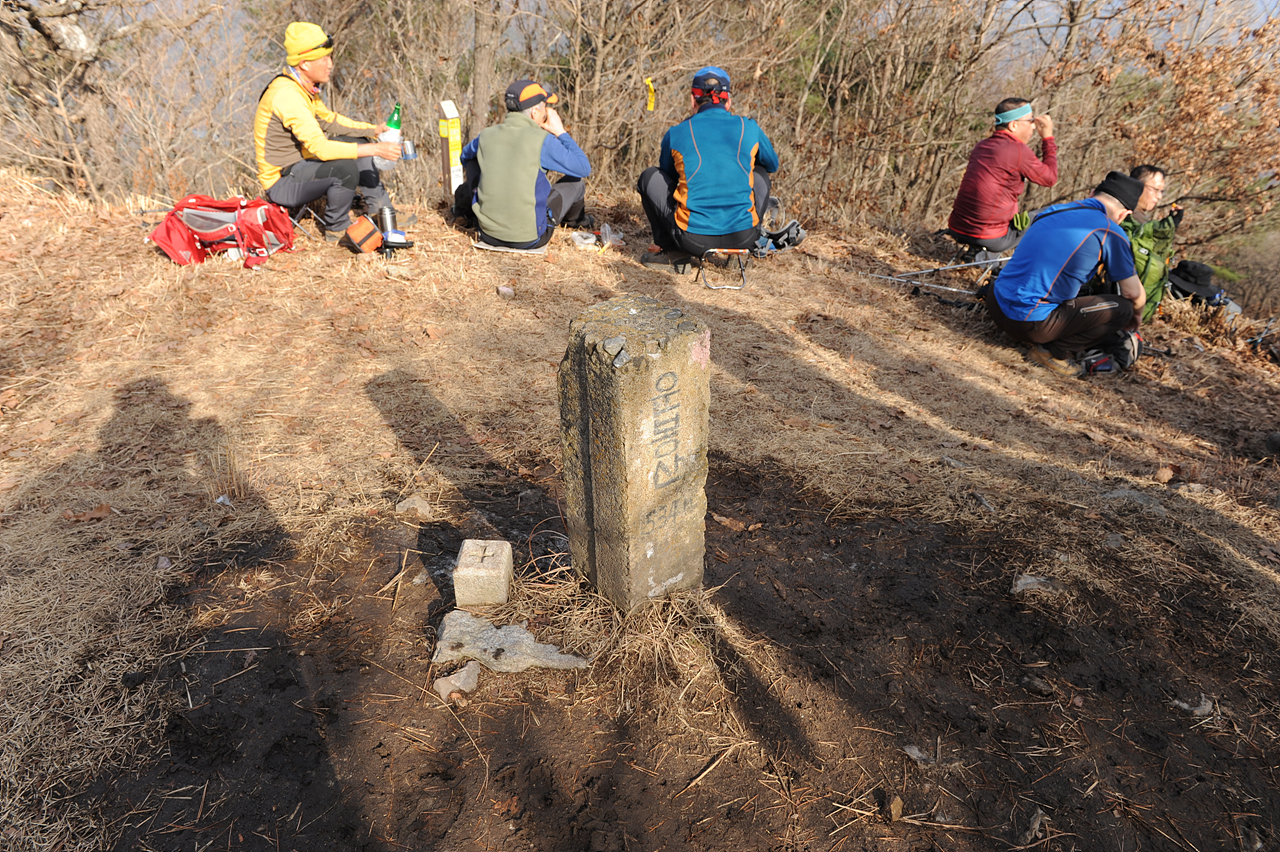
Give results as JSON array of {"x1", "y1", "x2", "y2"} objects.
[
  {"x1": 659, "y1": 130, "x2": 675, "y2": 177},
  {"x1": 1102, "y1": 228, "x2": 1137, "y2": 281},
  {"x1": 541, "y1": 133, "x2": 591, "y2": 178},
  {"x1": 753, "y1": 122, "x2": 780, "y2": 173},
  {"x1": 460, "y1": 136, "x2": 479, "y2": 163}
]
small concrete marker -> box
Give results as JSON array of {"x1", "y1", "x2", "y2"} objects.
[
  {"x1": 558, "y1": 293, "x2": 711, "y2": 611},
  {"x1": 454, "y1": 539, "x2": 513, "y2": 606}
]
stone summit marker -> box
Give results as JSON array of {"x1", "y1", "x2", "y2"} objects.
[{"x1": 558, "y1": 294, "x2": 710, "y2": 611}]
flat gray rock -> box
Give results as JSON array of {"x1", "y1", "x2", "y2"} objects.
[
  {"x1": 395, "y1": 494, "x2": 434, "y2": 519},
  {"x1": 432, "y1": 610, "x2": 587, "y2": 672},
  {"x1": 433, "y1": 660, "x2": 481, "y2": 701},
  {"x1": 1101, "y1": 488, "x2": 1167, "y2": 516},
  {"x1": 1010, "y1": 574, "x2": 1065, "y2": 595}
]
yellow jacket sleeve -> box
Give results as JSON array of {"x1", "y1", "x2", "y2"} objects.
[
  {"x1": 273, "y1": 87, "x2": 365, "y2": 161},
  {"x1": 313, "y1": 101, "x2": 380, "y2": 139}
]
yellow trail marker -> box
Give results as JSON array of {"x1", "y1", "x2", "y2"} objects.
[{"x1": 645, "y1": 78, "x2": 656, "y2": 112}]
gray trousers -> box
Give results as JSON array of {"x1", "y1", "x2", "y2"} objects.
[{"x1": 265, "y1": 136, "x2": 394, "y2": 233}]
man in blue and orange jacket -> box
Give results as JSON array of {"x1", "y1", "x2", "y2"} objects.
[{"x1": 637, "y1": 66, "x2": 801, "y2": 272}]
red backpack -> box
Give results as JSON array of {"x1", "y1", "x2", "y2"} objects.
[{"x1": 149, "y1": 195, "x2": 294, "y2": 269}]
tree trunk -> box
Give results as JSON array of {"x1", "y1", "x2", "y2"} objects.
[{"x1": 468, "y1": 0, "x2": 505, "y2": 141}]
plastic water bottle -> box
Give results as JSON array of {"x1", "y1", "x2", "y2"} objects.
[
  {"x1": 600, "y1": 223, "x2": 623, "y2": 247},
  {"x1": 374, "y1": 102, "x2": 402, "y2": 171}
]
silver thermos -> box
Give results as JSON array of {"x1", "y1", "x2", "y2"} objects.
[{"x1": 377, "y1": 207, "x2": 396, "y2": 235}]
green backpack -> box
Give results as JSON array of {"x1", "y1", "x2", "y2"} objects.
[{"x1": 1122, "y1": 214, "x2": 1179, "y2": 323}]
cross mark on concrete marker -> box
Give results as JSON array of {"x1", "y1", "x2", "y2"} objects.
[{"x1": 476, "y1": 545, "x2": 495, "y2": 563}]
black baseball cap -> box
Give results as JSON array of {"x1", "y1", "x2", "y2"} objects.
[{"x1": 505, "y1": 80, "x2": 558, "y2": 111}]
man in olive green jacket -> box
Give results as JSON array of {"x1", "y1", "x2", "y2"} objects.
[{"x1": 454, "y1": 80, "x2": 592, "y2": 250}]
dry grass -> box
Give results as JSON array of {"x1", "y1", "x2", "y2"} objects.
[
  {"x1": 1159, "y1": 294, "x2": 1248, "y2": 346},
  {"x1": 4, "y1": 168, "x2": 1280, "y2": 849},
  {"x1": 491, "y1": 561, "x2": 774, "y2": 742}
]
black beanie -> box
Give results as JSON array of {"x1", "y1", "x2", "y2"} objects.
[{"x1": 1094, "y1": 171, "x2": 1145, "y2": 212}]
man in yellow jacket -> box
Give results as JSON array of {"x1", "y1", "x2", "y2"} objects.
[{"x1": 254, "y1": 22, "x2": 402, "y2": 239}]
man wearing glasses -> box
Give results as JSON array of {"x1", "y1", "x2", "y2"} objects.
[
  {"x1": 1122, "y1": 165, "x2": 1183, "y2": 323},
  {"x1": 254, "y1": 22, "x2": 403, "y2": 241},
  {"x1": 947, "y1": 98, "x2": 1058, "y2": 255}
]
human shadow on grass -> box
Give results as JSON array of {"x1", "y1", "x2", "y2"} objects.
[
  {"x1": 364, "y1": 367, "x2": 563, "y2": 628},
  {"x1": 87, "y1": 379, "x2": 516, "y2": 851},
  {"x1": 597, "y1": 261, "x2": 1280, "y2": 848},
  {"x1": 0, "y1": 378, "x2": 383, "y2": 852}
]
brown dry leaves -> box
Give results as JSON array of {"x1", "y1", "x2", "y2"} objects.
[
  {"x1": 711, "y1": 513, "x2": 762, "y2": 533},
  {"x1": 62, "y1": 503, "x2": 111, "y2": 522}
]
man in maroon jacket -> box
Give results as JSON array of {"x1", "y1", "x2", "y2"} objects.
[{"x1": 948, "y1": 98, "x2": 1057, "y2": 253}]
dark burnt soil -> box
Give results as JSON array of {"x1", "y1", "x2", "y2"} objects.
[{"x1": 88, "y1": 456, "x2": 1280, "y2": 852}]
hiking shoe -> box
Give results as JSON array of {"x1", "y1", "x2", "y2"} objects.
[
  {"x1": 640, "y1": 250, "x2": 692, "y2": 274},
  {"x1": 450, "y1": 205, "x2": 478, "y2": 230},
  {"x1": 323, "y1": 229, "x2": 344, "y2": 243},
  {"x1": 1027, "y1": 345, "x2": 1085, "y2": 378},
  {"x1": 768, "y1": 220, "x2": 806, "y2": 251},
  {"x1": 565, "y1": 212, "x2": 595, "y2": 231}
]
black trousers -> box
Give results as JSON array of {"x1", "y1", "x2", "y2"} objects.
[
  {"x1": 265, "y1": 136, "x2": 394, "y2": 233},
  {"x1": 453, "y1": 159, "x2": 586, "y2": 249},
  {"x1": 637, "y1": 166, "x2": 770, "y2": 254},
  {"x1": 985, "y1": 287, "x2": 1134, "y2": 359}
]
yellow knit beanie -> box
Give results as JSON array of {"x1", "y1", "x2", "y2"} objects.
[{"x1": 285, "y1": 22, "x2": 332, "y2": 66}]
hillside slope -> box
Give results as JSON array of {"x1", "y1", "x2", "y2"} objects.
[{"x1": 2, "y1": 175, "x2": 1278, "y2": 851}]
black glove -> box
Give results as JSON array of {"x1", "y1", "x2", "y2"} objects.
[{"x1": 1169, "y1": 206, "x2": 1185, "y2": 227}]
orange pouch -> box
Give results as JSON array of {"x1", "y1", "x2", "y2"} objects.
[{"x1": 346, "y1": 216, "x2": 383, "y2": 253}]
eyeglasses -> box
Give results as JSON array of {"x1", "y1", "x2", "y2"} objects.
[{"x1": 310, "y1": 36, "x2": 333, "y2": 52}]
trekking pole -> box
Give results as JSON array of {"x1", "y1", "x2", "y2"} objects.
[
  {"x1": 861, "y1": 272, "x2": 978, "y2": 296},
  {"x1": 136, "y1": 207, "x2": 175, "y2": 228},
  {"x1": 1247, "y1": 317, "x2": 1276, "y2": 351},
  {"x1": 896, "y1": 256, "x2": 1009, "y2": 278}
]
